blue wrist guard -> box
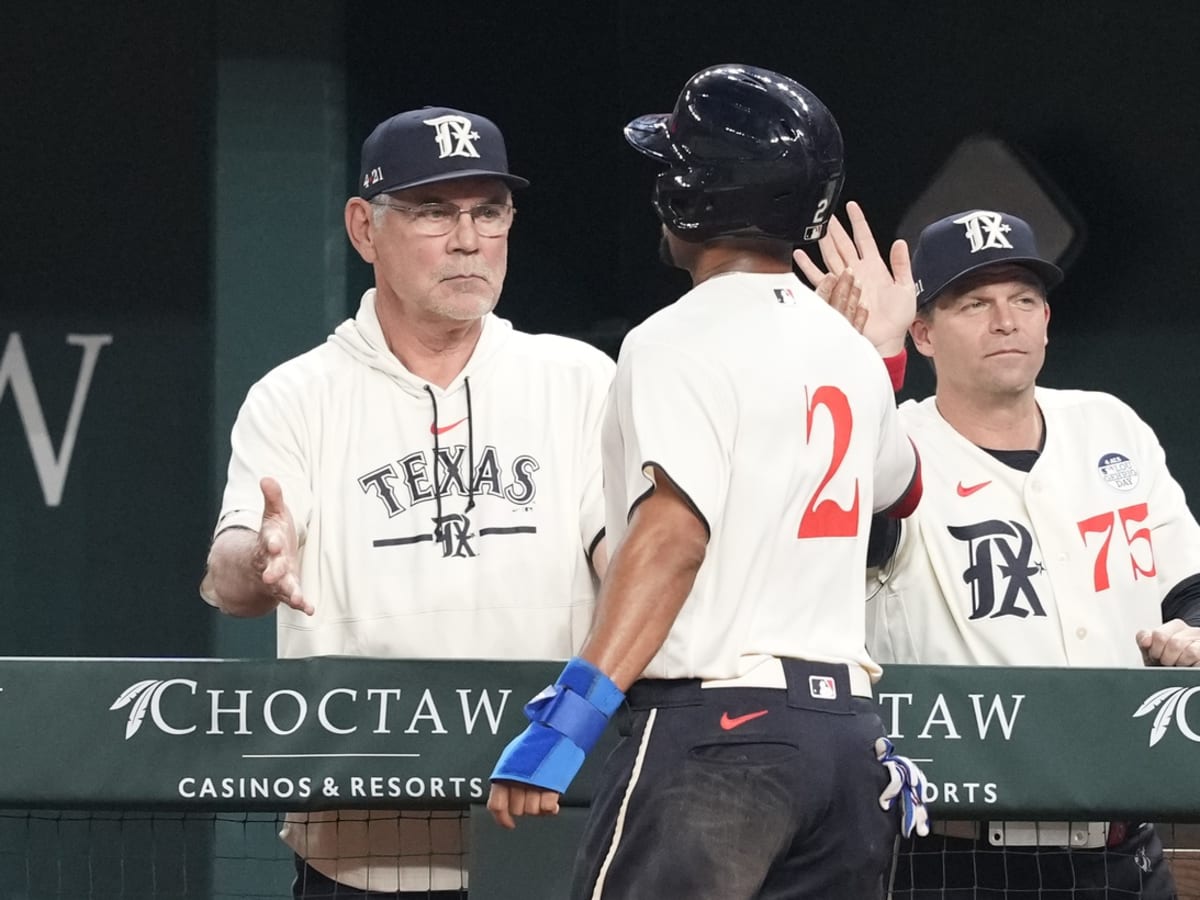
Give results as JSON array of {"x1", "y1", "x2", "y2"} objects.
[{"x1": 490, "y1": 657, "x2": 625, "y2": 793}]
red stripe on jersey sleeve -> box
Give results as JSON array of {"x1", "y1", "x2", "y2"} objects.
[
  {"x1": 883, "y1": 348, "x2": 907, "y2": 393},
  {"x1": 883, "y1": 441, "x2": 922, "y2": 519}
]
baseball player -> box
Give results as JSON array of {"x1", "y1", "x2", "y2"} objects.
[
  {"x1": 487, "y1": 64, "x2": 927, "y2": 900},
  {"x1": 201, "y1": 107, "x2": 614, "y2": 899},
  {"x1": 798, "y1": 204, "x2": 1200, "y2": 898}
]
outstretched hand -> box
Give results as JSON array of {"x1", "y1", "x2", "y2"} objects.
[
  {"x1": 795, "y1": 201, "x2": 916, "y2": 356},
  {"x1": 255, "y1": 476, "x2": 312, "y2": 616}
]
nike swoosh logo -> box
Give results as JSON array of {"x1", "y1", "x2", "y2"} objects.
[
  {"x1": 430, "y1": 417, "x2": 468, "y2": 436},
  {"x1": 719, "y1": 709, "x2": 769, "y2": 731},
  {"x1": 956, "y1": 480, "x2": 992, "y2": 497}
]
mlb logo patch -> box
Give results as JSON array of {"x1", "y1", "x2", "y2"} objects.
[
  {"x1": 774, "y1": 287, "x2": 797, "y2": 305},
  {"x1": 809, "y1": 675, "x2": 837, "y2": 700}
]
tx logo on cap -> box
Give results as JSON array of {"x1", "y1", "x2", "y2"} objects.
[
  {"x1": 954, "y1": 211, "x2": 1013, "y2": 254},
  {"x1": 424, "y1": 114, "x2": 482, "y2": 160}
]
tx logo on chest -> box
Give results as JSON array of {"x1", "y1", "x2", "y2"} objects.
[
  {"x1": 372, "y1": 511, "x2": 537, "y2": 559},
  {"x1": 435, "y1": 513, "x2": 476, "y2": 557},
  {"x1": 950, "y1": 519, "x2": 1046, "y2": 620}
]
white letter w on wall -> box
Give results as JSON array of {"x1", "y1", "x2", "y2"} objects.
[{"x1": 0, "y1": 333, "x2": 113, "y2": 506}]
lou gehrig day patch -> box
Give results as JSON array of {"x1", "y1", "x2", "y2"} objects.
[
  {"x1": 1097, "y1": 452, "x2": 1139, "y2": 492},
  {"x1": 809, "y1": 675, "x2": 837, "y2": 700}
]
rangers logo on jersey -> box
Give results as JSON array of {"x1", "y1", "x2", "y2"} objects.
[
  {"x1": 423, "y1": 114, "x2": 482, "y2": 159},
  {"x1": 953, "y1": 210, "x2": 1013, "y2": 253},
  {"x1": 1097, "y1": 452, "x2": 1139, "y2": 492},
  {"x1": 434, "y1": 513, "x2": 476, "y2": 557},
  {"x1": 949, "y1": 519, "x2": 1047, "y2": 620},
  {"x1": 358, "y1": 445, "x2": 539, "y2": 517},
  {"x1": 359, "y1": 445, "x2": 541, "y2": 559}
]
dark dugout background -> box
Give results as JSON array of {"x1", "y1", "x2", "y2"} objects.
[
  {"x1": 3, "y1": 1, "x2": 1198, "y2": 658},
  {"x1": 1, "y1": 2, "x2": 1198, "y2": 896}
]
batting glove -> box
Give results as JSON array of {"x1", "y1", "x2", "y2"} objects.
[
  {"x1": 490, "y1": 657, "x2": 624, "y2": 794},
  {"x1": 875, "y1": 736, "x2": 931, "y2": 838}
]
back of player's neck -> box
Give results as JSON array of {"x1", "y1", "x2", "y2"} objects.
[
  {"x1": 934, "y1": 390, "x2": 1042, "y2": 451},
  {"x1": 689, "y1": 247, "x2": 791, "y2": 285}
]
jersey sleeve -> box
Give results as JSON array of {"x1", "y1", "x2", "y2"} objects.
[
  {"x1": 215, "y1": 373, "x2": 314, "y2": 544},
  {"x1": 611, "y1": 337, "x2": 736, "y2": 533},
  {"x1": 1137, "y1": 418, "x2": 1200, "y2": 599},
  {"x1": 871, "y1": 374, "x2": 922, "y2": 517},
  {"x1": 578, "y1": 352, "x2": 616, "y2": 558}
]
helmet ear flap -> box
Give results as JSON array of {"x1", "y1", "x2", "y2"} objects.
[
  {"x1": 653, "y1": 168, "x2": 728, "y2": 241},
  {"x1": 654, "y1": 172, "x2": 743, "y2": 242}
]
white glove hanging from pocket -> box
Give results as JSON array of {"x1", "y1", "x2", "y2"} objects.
[{"x1": 875, "y1": 736, "x2": 931, "y2": 838}]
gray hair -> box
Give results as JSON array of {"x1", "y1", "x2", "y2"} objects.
[{"x1": 369, "y1": 199, "x2": 390, "y2": 228}]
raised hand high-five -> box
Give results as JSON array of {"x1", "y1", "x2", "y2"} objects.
[{"x1": 795, "y1": 201, "x2": 916, "y2": 357}]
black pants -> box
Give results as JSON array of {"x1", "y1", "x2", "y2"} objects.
[
  {"x1": 292, "y1": 855, "x2": 467, "y2": 900},
  {"x1": 572, "y1": 660, "x2": 898, "y2": 900},
  {"x1": 891, "y1": 824, "x2": 1177, "y2": 899}
]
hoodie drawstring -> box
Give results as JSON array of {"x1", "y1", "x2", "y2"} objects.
[
  {"x1": 424, "y1": 380, "x2": 476, "y2": 537},
  {"x1": 424, "y1": 385, "x2": 444, "y2": 541},
  {"x1": 464, "y1": 377, "x2": 476, "y2": 513}
]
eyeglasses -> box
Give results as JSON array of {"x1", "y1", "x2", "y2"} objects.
[{"x1": 372, "y1": 198, "x2": 516, "y2": 237}]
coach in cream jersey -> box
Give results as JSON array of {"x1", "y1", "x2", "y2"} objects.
[
  {"x1": 874, "y1": 388, "x2": 1200, "y2": 668},
  {"x1": 798, "y1": 203, "x2": 1200, "y2": 898}
]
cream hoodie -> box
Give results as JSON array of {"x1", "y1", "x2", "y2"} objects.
[{"x1": 212, "y1": 289, "x2": 614, "y2": 891}]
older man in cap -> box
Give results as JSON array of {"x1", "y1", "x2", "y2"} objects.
[{"x1": 201, "y1": 106, "x2": 614, "y2": 898}]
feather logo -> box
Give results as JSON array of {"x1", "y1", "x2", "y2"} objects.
[
  {"x1": 1132, "y1": 686, "x2": 1200, "y2": 747},
  {"x1": 110, "y1": 679, "x2": 197, "y2": 740}
]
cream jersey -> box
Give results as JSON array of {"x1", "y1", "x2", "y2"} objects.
[
  {"x1": 210, "y1": 289, "x2": 614, "y2": 892},
  {"x1": 867, "y1": 388, "x2": 1200, "y2": 668},
  {"x1": 603, "y1": 272, "x2": 920, "y2": 683}
]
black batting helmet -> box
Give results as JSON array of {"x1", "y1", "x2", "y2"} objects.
[{"x1": 625, "y1": 64, "x2": 844, "y2": 244}]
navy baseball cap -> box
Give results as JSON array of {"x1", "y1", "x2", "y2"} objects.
[
  {"x1": 357, "y1": 106, "x2": 529, "y2": 200},
  {"x1": 912, "y1": 210, "x2": 1064, "y2": 308}
]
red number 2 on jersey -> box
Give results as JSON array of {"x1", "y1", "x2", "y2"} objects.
[
  {"x1": 1076, "y1": 502, "x2": 1157, "y2": 592},
  {"x1": 797, "y1": 385, "x2": 860, "y2": 539}
]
